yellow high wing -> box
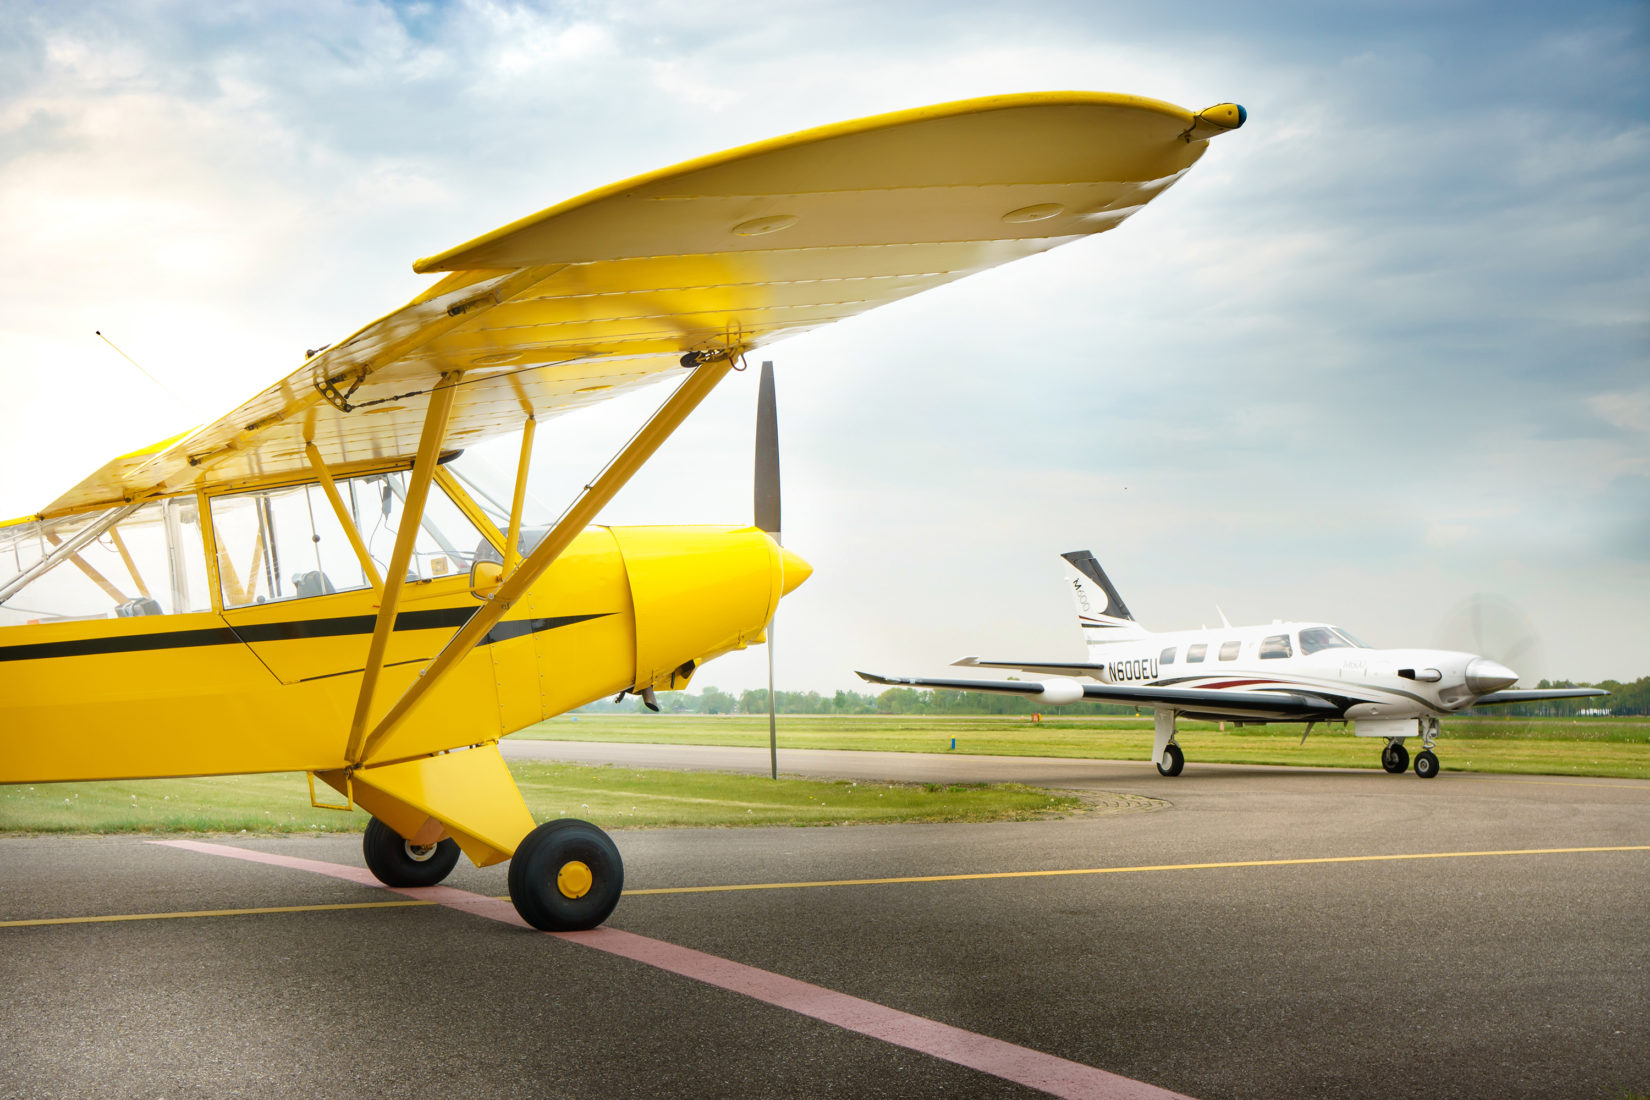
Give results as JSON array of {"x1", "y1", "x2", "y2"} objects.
[
  {"x1": 5, "y1": 92, "x2": 1243, "y2": 931},
  {"x1": 35, "y1": 91, "x2": 1243, "y2": 521}
]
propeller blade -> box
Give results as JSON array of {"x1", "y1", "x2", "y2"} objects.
[
  {"x1": 754, "y1": 360, "x2": 782, "y2": 777},
  {"x1": 766, "y1": 620, "x2": 778, "y2": 780},
  {"x1": 755, "y1": 360, "x2": 780, "y2": 537},
  {"x1": 1437, "y1": 593, "x2": 1544, "y2": 684}
]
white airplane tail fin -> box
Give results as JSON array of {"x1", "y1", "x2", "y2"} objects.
[{"x1": 1062, "y1": 550, "x2": 1150, "y2": 645}]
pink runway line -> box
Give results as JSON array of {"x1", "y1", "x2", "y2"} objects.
[{"x1": 152, "y1": 839, "x2": 1192, "y2": 1100}]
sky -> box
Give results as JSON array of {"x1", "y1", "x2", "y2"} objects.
[{"x1": 1, "y1": 0, "x2": 1646, "y2": 693}]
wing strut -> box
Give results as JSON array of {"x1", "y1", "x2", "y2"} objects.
[
  {"x1": 345, "y1": 371, "x2": 463, "y2": 763},
  {"x1": 503, "y1": 414, "x2": 536, "y2": 576},
  {"x1": 357, "y1": 350, "x2": 742, "y2": 764},
  {"x1": 304, "y1": 442, "x2": 385, "y2": 595}
]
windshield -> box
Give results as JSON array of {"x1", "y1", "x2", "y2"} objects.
[
  {"x1": 1299, "y1": 626, "x2": 1371, "y2": 655},
  {"x1": 0, "y1": 500, "x2": 212, "y2": 626}
]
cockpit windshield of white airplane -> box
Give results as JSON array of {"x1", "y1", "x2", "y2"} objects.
[{"x1": 1299, "y1": 626, "x2": 1371, "y2": 654}]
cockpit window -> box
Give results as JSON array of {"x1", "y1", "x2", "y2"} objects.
[
  {"x1": 1299, "y1": 626, "x2": 1370, "y2": 654},
  {"x1": 210, "y1": 472, "x2": 488, "y2": 609},
  {"x1": 0, "y1": 499, "x2": 212, "y2": 626},
  {"x1": 1259, "y1": 634, "x2": 1293, "y2": 659},
  {"x1": 1332, "y1": 627, "x2": 1371, "y2": 649}
]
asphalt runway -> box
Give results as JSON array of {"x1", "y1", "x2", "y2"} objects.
[{"x1": 3, "y1": 744, "x2": 1647, "y2": 1100}]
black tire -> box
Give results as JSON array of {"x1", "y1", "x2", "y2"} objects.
[
  {"x1": 508, "y1": 819, "x2": 624, "y2": 932},
  {"x1": 1156, "y1": 742, "x2": 1185, "y2": 777},
  {"x1": 1414, "y1": 750, "x2": 1440, "y2": 779},
  {"x1": 1382, "y1": 744, "x2": 1410, "y2": 774},
  {"x1": 362, "y1": 817, "x2": 461, "y2": 887}
]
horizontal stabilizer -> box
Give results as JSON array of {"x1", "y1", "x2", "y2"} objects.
[
  {"x1": 1471, "y1": 687, "x2": 1610, "y2": 706},
  {"x1": 857, "y1": 671, "x2": 1342, "y2": 719}
]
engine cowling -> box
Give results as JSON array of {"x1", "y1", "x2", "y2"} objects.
[{"x1": 609, "y1": 524, "x2": 811, "y2": 691}]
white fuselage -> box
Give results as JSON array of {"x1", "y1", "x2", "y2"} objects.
[{"x1": 1082, "y1": 621, "x2": 1497, "y2": 721}]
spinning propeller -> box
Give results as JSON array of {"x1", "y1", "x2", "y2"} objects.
[{"x1": 1436, "y1": 593, "x2": 1541, "y2": 692}]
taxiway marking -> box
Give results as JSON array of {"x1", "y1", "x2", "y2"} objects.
[
  {"x1": 622, "y1": 844, "x2": 1650, "y2": 895},
  {"x1": 146, "y1": 839, "x2": 1189, "y2": 1100},
  {"x1": 6, "y1": 844, "x2": 1646, "y2": 928},
  {"x1": 0, "y1": 898, "x2": 430, "y2": 927}
]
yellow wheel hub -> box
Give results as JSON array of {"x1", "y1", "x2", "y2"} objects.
[{"x1": 556, "y1": 860, "x2": 594, "y2": 900}]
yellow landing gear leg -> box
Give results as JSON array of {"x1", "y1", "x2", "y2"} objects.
[{"x1": 317, "y1": 743, "x2": 624, "y2": 929}]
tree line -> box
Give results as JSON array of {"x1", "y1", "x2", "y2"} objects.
[
  {"x1": 577, "y1": 686, "x2": 1139, "y2": 717},
  {"x1": 1476, "y1": 677, "x2": 1649, "y2": 717},
  {"x1": 576, "y1": 676, "x2": 1650, "y2": 717}
]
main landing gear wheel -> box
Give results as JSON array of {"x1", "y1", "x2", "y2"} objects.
[
  {"x1": 508, "y1": 819, "x2": 624, "y2": 932},
  {"x1": 362, "y1": 816, "x2": 461, "y2": 887},
  {"x1": 1381, "y1": 743, "x2": 1410, "y2": 774},
  {"x1": 1156, "y1": 742, "x2": 1185, "y2": 777},
  {"x1": 1413, "y1": 750, "x2": 1440, "y2": 779}
]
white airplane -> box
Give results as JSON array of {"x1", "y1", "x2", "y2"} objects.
[{"x1": 859, "y1": 551, "x2": 1608, "y2": 778}]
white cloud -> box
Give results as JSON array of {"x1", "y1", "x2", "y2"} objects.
[
  {"x1": 1, "y1": 0, "x2": 1645, "y2": 687},
  {"x1": 1589, "y1": 389, "x2": 1650, "y2": 439}
]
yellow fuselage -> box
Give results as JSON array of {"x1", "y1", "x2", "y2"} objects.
[{"x1": 0, "y1": 523, "x2": 807, "y2": 784}]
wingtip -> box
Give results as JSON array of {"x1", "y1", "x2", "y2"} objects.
[{"x1": 1183, "y1": 103, "x2": 1247, "y2": 142}]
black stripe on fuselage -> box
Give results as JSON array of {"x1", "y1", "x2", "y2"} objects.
[
  {"x1": 231, "y1": 606, "x2": 476, "y2": 644},
  {"x1": 0, "y1": 609, "x2": 612, "y2": 663},
  {"x1": 0, "y1": 626, "x2": 245, "y2": 662}
]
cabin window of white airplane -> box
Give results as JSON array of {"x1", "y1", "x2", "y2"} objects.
[
  {"x1": 1260, "y1": 634, "x2": 1293, "y2": 659},
  {"x1": 1298, "y1": 626, "x2": 1370, "y2": 654},
  {"x1": 0, "y1": 498, "x2": 212, "y2": 626},
  {"x1": 1186, "y1": 643, "x2": 1207, "y2": 663},
  {"x1": 210, "y1": 472, "x2": 488, "y2": 608},
  {"x1": 1160, "y1": 646, "x2": 1177, "y2": 665},
  {"x1": 1218, "y1": 640, "x2": 1241, "y2": 661}
]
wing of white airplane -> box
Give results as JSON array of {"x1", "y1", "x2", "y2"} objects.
[
  {"x1": 952, "y1": 656, "x2": 1107, "y2": 677},
  {"x1": 1470, "y1": 688, "x2": 1610, "y2": 706},
  {"x1": 856, "y1": 671, "x2": 1344, "y2": 719}
]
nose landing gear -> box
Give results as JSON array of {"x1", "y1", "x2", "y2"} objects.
[{"x1": 1413, "y1": 716, "x2": 1441, "y2": 779}]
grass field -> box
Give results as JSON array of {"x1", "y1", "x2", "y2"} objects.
[
  {"x1": 4, "y1": 714, "x2": 1642, "y2": 836},
  {"x1": 519, "y1": 713, "x2": 1650, "y2": 780},
  {"x1": 0, "y1": 761, "x2": 1084, "y2": 836}
]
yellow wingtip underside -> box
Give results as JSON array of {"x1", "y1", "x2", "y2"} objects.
[{"x1": 411, "y1": 90, "x2": 1198, "y2": 275}]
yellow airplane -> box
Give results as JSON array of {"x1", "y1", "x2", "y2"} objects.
[{"x1": 0, "y1": 92, "x2": 1244, "y2": 930}]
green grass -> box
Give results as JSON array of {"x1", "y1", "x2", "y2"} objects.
[
  {"x1": 521, "y1": 714, "x2": 1650, "y2": 780},
  {"x1": 5, "y1": 714, "x2": 1642, "y2": 836},
  {"x1": 0, "y1": 762, "x2": 1084, "y2": 835}
]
